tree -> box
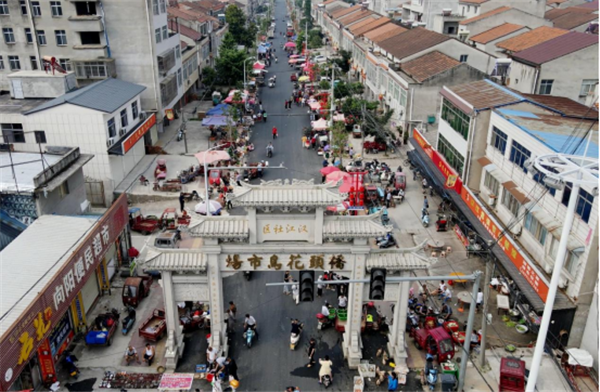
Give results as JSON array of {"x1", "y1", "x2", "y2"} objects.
[
  {"x1": 216, "y1": 41, "x2": 249, "y2": 87},
  {"x1": 331, "y1": 120, "x2": 348, "y2": 165},
  {"x1": 225, "y1": 5, "x2": 256, "y2": 48},
  {"x1": 221, "y1": 32, "x2": 237, "y2": 52},
  {"x1": 333, "y1": 50, "x2": 352, "y2": 73},
  {"x1": 201, "y1": 67, "x2": 217, "y2": 87},
  {"x1": 303, "y1": 0, "x2": 313, "y2": 29},
  {"x1": 334, "y1": 81, "x2": 364, "y2": 98},
  {"x1": 308, "y1": 29, "x2": 322, "y2": 49}
]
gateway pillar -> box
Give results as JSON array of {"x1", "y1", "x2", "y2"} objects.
[
  {"x1": 343, "y1": 241, "x2": 369, "y2": 368},
  {"x1": 206, "y1": 246, "x2": 225, "y2": 352},
  {"x1": 162, "y1": 271, "x2": 185, "y2": 370},
  {"x1": 388, "y1": 271, "x2": 410, "y2": 365}
]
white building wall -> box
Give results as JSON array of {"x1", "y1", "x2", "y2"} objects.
[
  {"x1": 580, "y1": 284, "x2": 598, "y2": 373},
  {"x1": 437, "y1": 117, "x2": 469, "y2": 157}
]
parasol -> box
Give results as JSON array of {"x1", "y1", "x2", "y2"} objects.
[
  {"x1": 194, "y1": 200, "x2": 222, "y2": 215},
  {"x1": 194, "y1": 150, "x2": 231, "y2": 165},
  {"x1": 298, "y1": 75, "x2": 310, "y2": 82},
  {"x1": 201, "y1": 116, "x2": 234, "y2": 126},
  {"x1": 284, "y1": 42, "x2": 297, "y2": 48},
  {"x1": 289, "y1": 54, "x2": 301, "y2": 58},
  {"x1": 326, "y1": 171, "x2": 351, "y2": 182},
  {"x1": 311, "y1": 118, "x2": 328, "y2": 130},
  {"x1": 252, "y1": 61, "x2": 266, "y2": 70},
  {"x1": 309, "y1": 101, "x2": 322, "y2": 111},
  {"x1": 320, "y1": 166, "x2": 341, "y2": 176}
]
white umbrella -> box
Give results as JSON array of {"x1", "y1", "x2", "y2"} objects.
[{"x1": 194, "y1": 200, "x2": 222, "y2": 215}]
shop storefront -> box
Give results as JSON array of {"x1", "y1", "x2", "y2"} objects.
[
  {"x1": 0, "y1": 195, "x2": 129, "y2": 391},
  {"x1": 408, "y1": 129, "x2": 576, "y2": 345}
]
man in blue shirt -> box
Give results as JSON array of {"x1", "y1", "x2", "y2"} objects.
[{"x1": 387, "y1": 372, "x2": 398, "y2": 391}]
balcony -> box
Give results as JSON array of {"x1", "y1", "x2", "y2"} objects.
[
  {"x1": 157, "y1": 49, "x2": 176, "y2": 76},
  {"x1": 72, "y1": 58, "x2": 116, "y2": 80},
  {"x1": 68, "y1": 15, "x2": 103, "y2": 32},
  {"x1": 72, "y1": 44, "x2": 108, "y2": 58}
]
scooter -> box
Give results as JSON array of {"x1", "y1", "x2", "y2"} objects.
[
  {"x1": 243, "y1": 326, "x2": 256, "y2": 348},
  {"x1": 316, "y1": 313, "x2": 333, "y2": 330},
  {"x1": 121, "y1": 306, "x2": 136, "y2": 335},
  {"x1": 290, "y1": 319, "x2": 304, "y2": 350},
  {"x1": 177, "y1": 127, "x2": 184, "y2": 142},
  {"x1": 244, "y1": 271, "x2": 252, "y2": 281},
  {"x1": 421, "y1": 208, "x2": 430, "y2": 228},
  {"x1": 322, "y1": 374, "x2": 332, "y2": 389},
  {"x1": 377, "y1": 233, "x2": 396, "y2": 248},
  {"x1": 267, "y1": 148, "x2": 273, "y2": 158},
  {"x1": 64, "y1": 353, "x2": 80, "y2": 380},
  {"x1": 426, "y1": 365, "x2": 438, "y2": 391}
]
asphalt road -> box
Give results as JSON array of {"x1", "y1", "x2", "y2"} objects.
[{"x1": 245, "y1": 4, "x2": 322, "y2": 183}]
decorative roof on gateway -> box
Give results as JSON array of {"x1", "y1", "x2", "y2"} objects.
[
  {"x1": 496, "y1": 26, "x2": 569, "y2": 52},
  {"x1": 144, "y1": 250, "x2": 207, "y2": 271},
  {"x1": 230, "y1": 179, "x2": 345, "y2": 207},
  {"x1": 469, "y1": 23, "x2": 526, "y2": 44},
  {"x1": 323, "y1": 210, "x2": 391, "y2": 239},
  {"x1": 189, "y1": 217, "x2": 249, "y2": 238},
  {"x1": 366, "y1": 251, "x2": 430, "y2": 271},
  {"x1": 460, "y1": 6, "x2": 511, "y2": 25},
  {"x1": 512, "y1": 31, "x2": 598, "y2": 65}
]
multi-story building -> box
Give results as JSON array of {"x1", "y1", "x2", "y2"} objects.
[{"x1": 0, "y1": 0, "x2": 189, "y2": 135}]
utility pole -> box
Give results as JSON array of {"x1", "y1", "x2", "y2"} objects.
[
  {"x1": 479, "y1": 241, "x2": 495, "y2": 369},
  {"x1": 458, "y1": 270, "x2": 482, "y2": 392}
]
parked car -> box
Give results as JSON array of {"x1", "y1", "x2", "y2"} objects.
[{"x1": 312, "y1": 55, "x2": 327, "y2": 63}]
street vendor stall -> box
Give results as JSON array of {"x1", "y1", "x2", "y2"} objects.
[{"x1": 158, "y1": 373, "x2": 194, "y2": 391}]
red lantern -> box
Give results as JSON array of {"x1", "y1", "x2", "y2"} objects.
[
  {"x1": 359, "y1": 193, "x2": 364, "y2": 200},
  {"x1": 359, "y1": 200, "x2": 364, "y2": 206},
  {"x1": 350, "y1": 186, "x2": 355, "y2": 193}
]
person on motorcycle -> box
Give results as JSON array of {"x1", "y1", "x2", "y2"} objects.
[
  {"x1": 244, "y1": 314, "x2": 258, "y2": 339},
  {"x1": 291, "y1": 319, "x2": 301, "y2": 336},
  {"x1": 321, "y1": 301, "x2": 331, "y2": 317},
  {"x1": 319, "y1": 355, "x2": 333, "y2": 384}
]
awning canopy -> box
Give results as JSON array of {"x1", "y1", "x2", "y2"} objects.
[{"x1": 502, "y1": 181, "x2": 530, "y2": 204}]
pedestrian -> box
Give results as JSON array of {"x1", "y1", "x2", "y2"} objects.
[
  {"x1": 283, "y1": 271, "x2": 291, "y2": 295},
  {"x1": 349, "y1": 147, "x2": 354, "y2": 159},
  {"x1": 235, "y1": 171, "x2": 242, "y2": 187},
  {"x1": 442, "y1": 286, "x2": 452, "y2": 304},
  {"x1": 179, "y1": 192, "x2": 185, "y2": 212},
  {"x1": 476, "y1": 288, "x2": 483, "y2": 313},
  {"x1": 257, "y1": 162, "x2": 263, "y2": 178},
  {"x1": 386, "y1": 191, "x2": 392, "y2": 208},
  {"x1": 387, "y1": 372, "x2": 399, "y2": 392},
  {"x1": 338, "y1": 293, "x2": 347, "y2": 309},
  {"x1": 228, "y1": 301, "x2": 237, "y2": 319},
  {"x1": 226, "y1": 192, "x2": 233, "y2": 210},
  {"x1": 292, "y1": 281, "x2": 299, "y2": 305},
  {"x1": 302, "y1": 135, "x2": 307, "y2": 148},
  {"x1": 226, "y1": 357, "x2": 239, "y2": 381},
  {"x1": 284, "y1": 100, "x2": 288, "y2": 110},
  {"x1": 259, "y1": 101, "x2": 263, "y2": 111},
  {"x1": 311, "y1": 135, "x2": 317, "y2": 149},
  {"x1": 272, "y1": 126, "x2": 278, "y2": 139},
  {"x1": 263, "y1": 111, "x2": 268, "y2": 122},
  {"x1": 143, "y1": 343, "x2": 155, "y2": 366},
  {"x1": 206, "y1": 346, "x2": 218, "y2": 366},
  {"x1": 317, "y1": 275, "x2": 324, "y2": 297},
  {"x1": 307, "y1": 338, "x2": 316, "y2": 367},
  {"x1": 423, "y1": 195, "x2": 429, "y2": 209},
  {"x1": 322, "y1": 158, "x2": 329, "y2": 167}
]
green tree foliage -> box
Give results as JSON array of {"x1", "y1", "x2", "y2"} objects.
[
  {"x1": 215, "y1": 37, "x2": 250, "y2": 87},
  {"x1": 308, "y1": 29, "x2": 322, "y2": 48},
  {"x1": 201, "y1": 67, "x2": 217, "y2": 87},
  {"x1": 221, "y1": 32, "x2": 237, "y2": 51},
  {"x1": 332, "y1": 49, "x2": 352, "y2": 73},
  {"x1": 225, "y1": 5, "x2": 255, "y2": 47},
  {"x1": 331, "y1": 120, "x2": 348, "y2": 164},
  {"x1": 334, "y1": 81, "x2": 364, "y2": 97}
]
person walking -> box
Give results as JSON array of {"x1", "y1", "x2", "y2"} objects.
[
  {"x1": 307, "y1": 338, "x2": 317, "y2": 367},
  {"x1": 179, "y1": 192, "x2": 185, "y2": 212},
  {"x1": 338, "y1": 294, "x2": 347, "y2": 309},
  {"x1": 283, "y1": 271, "x2": 291, "y2": 295},
  {"x1": 423, "y1": 195, "x2": 429, "y2": 210},
  {"x1": 226, "y1": 357, "x2": 239, "y2": 381},
  {"x1": 272, "y1": 126, "x2": 278, "y2": 139},
  {"x1": 317, "y1": 275, "x2": 324, "y2": 297},
  {"x1": 263, "y1": 111, "x2": 268, "y2": 122},
  {"x1": 259, "y1": 101, "x2": 263, "y2": 112},
  {"x1": 292, "y1": 281, "x2": 299, "y2": 305},
  {"x1": 386, "y1": 191, "x2": 392, "y2": 208},
  {"x1": 228, "y1": 301, "x2": 237, "y2": 319},
  {"x1": 235, "y1": 172, "x2": 242, "y2": 187},
  {"x1": 476, "y1": 288, "x2": 483, "y2": 313}
]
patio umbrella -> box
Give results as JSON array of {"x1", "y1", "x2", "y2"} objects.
[
  {"x1": 289, "y1": 54, "x2": 301, "y2": 58},
  {"x1": 308, "y1": 101, "x2": 322, "y2": 111},
  {"x1": 326, "y1": 171, "x2": 351, "y2": 182},
  {"x1": 284, "y1": 42, "x2": 296, "y2": 48},
  {"x1": 298, "y1": 75, "x2": 310, "y2": 82},
  {"x1": 311, "y1": 118, "x2": 328, "y2": 130},
  {"x1": 253, "y1": 61, "x2": 266, "y2": 70},
  {"x1": 194, "y1": 200, "x2": 222, "y2": 216},
  {"x1": 333, "y1": 113, "x2": 345, "y2": 122},
  {"x1": 338, "y1": 178, "x2": 355, "y2": 193},
  {"x1": 194, "y1": 150, "x2": 231, "y2": 165},
  {"x1": 320, "y1": 166, "x2": 341, "y2": 176},
  {"x1": 206, "y1": 103, "x2": 230, "y2": 116},
  {"x1": 201, "y1": 116, "x2": 234, "y2": 126}
]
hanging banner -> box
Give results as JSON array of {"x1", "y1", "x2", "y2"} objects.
[
  {"x1": 165, "y1": 109, "x2": 175, "y2": 120},
  {"x1": 37, "y1": 339, "x2": 56, "y2": 383},
  {"x1": 413, "y1": 128, "x2": 463, "y2": 193}
]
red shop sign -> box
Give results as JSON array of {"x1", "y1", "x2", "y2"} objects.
[
  {"x1": 413, "y1": 128, "x2": 463, "y2": 193},
  {"x1": 0, "y1": 194, "x2": 129, "y2": 390},
  {"x1": 122, "y1": 113, "x2": 156, "y2": 154},
  {"x1": 37, "y1": 339, "x2": 56, "y2": 383}
]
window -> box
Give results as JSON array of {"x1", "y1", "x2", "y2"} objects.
[
  {"x1": 30, "y1": 56, "x2": 38, "y2": 70},
  {"x1": 160, "y1": 0, "x2": 166, "y2": 13},
  {"x1": 564, "y1": 251, "x2": 579, "y2": 275},
  {"x1": 459, "y1": 54, "x2": 468, "y2": 63},
  {"x1": 31, "y1": 1, "x2": 41, "y2": 16},
  {"x1": 441, "y1": 99, "x2": 470, "y2": 140},
  {"x1": 177, "y1": 68, "x2": 182, "y2": 87},
  {"x1": 491, "y1": 126, "x2": 508, "y2": 154},
  {"x1": 3, "y1": 27, "x2": 15, "y2": 44},
  {"x1": 34, "y1": 130, "x2": 47, "y2": 143},
  {"x1": 8, "y1": 56, "x2": 20, "y2": 70},
  {"x1": 561, "y1": 183, "x2": 594, "y2": 223},
  {"x1": 107, "y1": 118, "x2": 116, "y2": 138},
  {"x1": 162, "y1": 25, "x2": 168, "y2": 40},
  {"x1": 75, "y1": 61, "x2": 107, "y2": 78},
  {"x1": 1, "y1": 124, "x2": 25, "y2": 143},
  {"x1": 155, "y1": 28, "x2": 161, "y2": 43},
  {"x1": 80, "y1": 32, "x2": 101, "y2": 45},
  {"x1": 152, "y1": 0, "x2": 159, "y2": 15},
  {"x1": 400, "y1": 88, "x2": 407, "y2": 107},
  {"x1": 580, "y1": 79, "x2": 597, "y2": 97},
  {"x1": 20, "y1": 1, "x2": 27, "y2": 15},
  {"x1": 176, "y1": 45, "x2": 181, "y2": 59},
  {"x1": 0, "y1": 1, "x2": 8, "y2": 15},
  {"x1": 75, "y1": 1, "x2": 96, "y2": 15},
  {"x1": 55, "y1": 30, "x2": 67, "y2": 45},
  {"x1": 120, "y1": 108, "x2": 128, "y2": 128},
  {"x1": 0, "y1": 56, "x2": 4, "y2": 70},
  {"x1": 533, "y1": 171, "x2": 556, "y2": 196},
  {"x1": 132, "y1": 101, "x2": 139, "y2": 119},
  {"x1": 437, "y1": 134, "x2": 465, "y2": 175},
  {"x1": 539, "y1": 79, "x2": 553, "y2": 95},
  {"x1": 502, "y1": 191, "x2": 520, "y2": 216},
  {"x1": 37, "y1": 30, "x2": 46, "y2": 45},
  {"x1": 25, "y1": 28, "x2": 33, "y2": 44},
  {"x1": 50, "y1": 1, "x2": 62, "y2": 16},
  {"x1": 509, "y1": 140, "x2": 531, "y2": 172},
  {"x1": 483, "y1": 171, "x2": 500, "y2": 196},
  {"x1": 58, "y1": 58, "x2": 72, "y2": 71},
  {"x1": 58, "y1": 181, "x2": 69, "y2": 199},
  {"x1": 524, "y1": 212, "x2": 547, "y2": 246}
]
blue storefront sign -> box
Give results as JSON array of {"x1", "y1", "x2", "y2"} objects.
[{"x1": 49, "y1": 313, "x2": 72, "y2": 358}]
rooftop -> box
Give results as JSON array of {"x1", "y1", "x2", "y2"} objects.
[
  {"x1": 573, "y1": 0, "x2": 599, "y2": 10},
  {"x1": 363, "y1": 23, "x2": 407, "y2": 43},
  {"x1": 0, "y1": 94, "x2": 49, "y2": 115},
  {"x1": 349, "y1": 16, "x2": 391, "y2": 36},
  {"x1": 189, "y1": 216, "x2": 249, "y2": 238},
  {"x1": 460, "y1": 6, "x2": 511, "y2": 25},
  {"x1": 469, "y1": 23, "x2": 526, "y2": 44},
  {"x1": 400, "y1": 51, "x2": 461, "y2": 82},
  {"x1": 552, "y1": 12, "x2": 598, "y2": 30},
  {"x1": 338, "y1": 9, "x2": 373, "y2": 26},
  {"x1": 459, "y1": 0, "x2": 489, "y2": 4},
  {"x1": 347, "y1": 15, "x2": 378, "y2": 32},
  {"x1": 366, "y1": 251, "x2": 430, "y2": 271},
  {"x1": 330, "y1": 4, "x2": 361, "y2": 18},
  {"x1": 496, "y1": 26, "x2": 569, "y2": 52},
  {"x1": 377, "y1": 27, "x2": 451, "y2": 60},
  {"x1": 545, "y1": 6, "x2": 594, "y2": 20},
  {"x1": 522, "y1": 93, "x2": 599, "y2": 119},
  {"x1": 495, "y1": 104, "x2": 599, "y2": 158},
  {"x1": 168, "y1": 19, "x2": 204, "y2": 40},
  {"x1": 0, "y1": 152, "x2": 62, "y2": 192},
  {"x1": 0, "y1": 215, "x2": 99, "y2": 338},
  {"x1": 322, "y1": 211, "x2": 391, "y2": 240},
  {"x1": 24, "y1": 78, "x2": 146, "y2": 115},
  {"x1": 512, "y1": 31, "x2": 598, "y2": 65},
  {"x1": 444, "y1": 79, "x2": 524, "y2": 113}
]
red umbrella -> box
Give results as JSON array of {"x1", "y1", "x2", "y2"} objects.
[
  {"x1": 338, "y1": 178, "x2": 355, "y2": 193},
  {"x1": 320, "y1": 166, "x2": 340, "y2": 176},
  {"x1": 253, "y1": 61, "x2": 265, "y2": 70},
  {"x1": 194, "y1": 150, "x2": 231, "y2": 165},
  {"x1": 326, "y1": 171, "x2": 351, "y2": 182}
]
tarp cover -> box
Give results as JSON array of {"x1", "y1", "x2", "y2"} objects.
[{"x1": 567, "y1": 348, "x2": 594, "y2": 367}]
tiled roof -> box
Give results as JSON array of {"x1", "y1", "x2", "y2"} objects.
[
  {"x1": 378, "y1": 27, "x2": 451, "y2": 60},
  {"x1": 144, "y1": 250, "x2": 207, "y2": 271},
  {"x1": 523, "y1": 94, "x2": 599, "y2": 119},
  {"x1": 573, "y1": 0, "x2": 599, "y2": 10},
  {"x1": 400, "y1": 51, "x2": 461, "y2": 82},
  {"x1": 322, "y1": 211, "x2": 391, "y2": 239},
  {"x1": 348, "y1": 16, "x2": 378, "y2": 32},
  {"x1": 444, "y1": 79, "x2": 524, "y2": 111},
  {"x1": 363, "y1": 23, "x2": 407, "y2": 43},
  {"x1": 169, "y1": 19, "x2": 203, "y2": 40},
  {"x1": 230, "y1": 180, "x2": 345, "y2": 207},
  {"x1": 546, "y1": 0, "x2": 568, "y2": 4},
  {"x1": 338, "y1": 9, "x2": 373, "y2": 26},
  {"x1": 330, "y1": 4, "x2": 360, "y2": 18},
  {"x1": 366, "y1": 251, "x2": 430, "y2": 271},
  {"x1": 552, "y1": 12, "x2": 598, "y2": 30},
  {"x1": 168, "y1": 7, "x2": 216, "y2": 23},
  {"x1": 545, "y1": 6, "x2": 593, "y2": 20},
  {"x1": 496, "y1": 26, "x2": 569, "y2": 52},
  {"x1": 512, "y1": 31, "x2": 598, "y2": 65},
  {"x1": 460, "y1": 6, "x2": 511, "y2": 25},
  {"x1": 189, "y1": 217, "x2": 249, "y2": 238},
  {"x1": 459, "y1": 0, "x2": 489, "y2": 4},
  {"x1": 349, "y1": 16, "x2": 391, "y2": 36},
  {"x1": 469, "y1": 23, "x2": 526, "y2": 44},
  {"x1": 181, "y1": 0, "x2": 225, "y2": 12}
]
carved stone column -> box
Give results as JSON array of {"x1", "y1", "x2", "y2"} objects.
[
  {"x1": 162, "y1": 271, "x2": 185, "y2": 370},
  {"x1": 205, "y1": 244, "x2": 225, "y2": 352},
  {"x1": 247, "y1": 208, "x2": 257, "y2": 244},
  {"x1": 388, "y1": 271, "x2": 409, "y2": 364},
  {"x1": 315, "y1": 207, "x2": 324, "y2": 245}
]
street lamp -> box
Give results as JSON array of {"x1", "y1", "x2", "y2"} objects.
[
  {"x1": 243, "y1": 56, "x2": 257, "y2": 91},
  {"x1": 526, "y1": 144, "x2": 598, "y2": 392}
]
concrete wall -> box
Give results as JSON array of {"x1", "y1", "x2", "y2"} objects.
[
  {"x1": 481, "y1": 0, "x2": 547, "y2": 18},
  {"x1": 35, "y1": 167, "x2": 88, "y2": 216},
  {"x1": 458, "y1": 9, "x2": 551, "y2": 39},
  {"x1": 579, "y1": 283, "x2": 598, "y2": 372},
  {"x1": 506, "y1": 60, "x2": 537, "y2": 94},
  {"x1": 423, "y1": 0, "x2": 462, "y2": 30}
]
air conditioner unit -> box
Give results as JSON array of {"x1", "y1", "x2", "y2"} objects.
[
  {"x1": 106, "y1": 139, "x2": 115, "y2": 147},
  {"x1": 558, "y1": 274, "x2": 569, "y2": 289},
  {"x1": 510, "y1": 223, "x2": 522, "y2": 236},
  {"x1": 139, "y1": 111, "x2": 147, "y2": 120},
  {"x1": 119, "y1": 128, "x2": 126, "y2": 137},
  {"x1": 487, "y1": 194, "x2": 497, "y2": 206},
  {"x1": 543, "y1": 261, "x2": 553, "y2": 274}
]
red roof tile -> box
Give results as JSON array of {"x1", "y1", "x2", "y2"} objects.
[
  {"x1": 512, "y1": 31, "x2": 598, "y2": 65},
  {"x1": 338, "y1": 9, "x2": 373, "y2": 26},
  {"x1": 496, "y1": 26, "x2": 569, "y2": 52},
  {"x1": 350, "y1": 17, "x2": 391, "y2": 36},
  {"x1": 168, "y1": 19, "x2": 203, "y2": 41},
  {"x1": 469, "y1": 23, "x2": 526, "y2": 44},
  {"x1": 545, "y1": 7, "x2": 593, "y2": 20},
  {"x1": 330, "y1": 4, "x2": 361, "y2": 18},
  {"x1": 522, "y1": 93, "x2": 599, "y2": 119},
  {"x1": 573, "y1": 0, "x2": 599, "y2": 10},
  {"x1": 400, "y1": 51, "x2": 461, "y2": 82},
  {"x1": 378, "y1": 27, "x2": 451, "y2": 60},
  {"x1": 460, "y1": 6, "x2": 511, "y2": 25},
  {"x1": 363, "y1": 23, "x2": 407, "y2": 43},
  {"x1": 552, "y1": 12, "x2": 598, "y2": 29}
]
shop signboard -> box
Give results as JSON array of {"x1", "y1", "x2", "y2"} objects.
[
  {"x1": 413, "y1": 128, "x2": 463, "y2": 193},
  {"x1": 453, "y1": 225, "x2": 470, "y2": 247},
  {"x1": 460, "y1": 187, "x2": 550, "y2": 302},
  {"x1": 49, "y1": 313, "x2": 72, "y2": 359},
  {"x1": 37, "y1": 339, "x2": 55, "y2": 383},
  {"x1": 0, "y1": 194, "x2": 129, "y2": 390},
  {"x1": 122, "y1": 113, "x2": 156, "y2": 154}
]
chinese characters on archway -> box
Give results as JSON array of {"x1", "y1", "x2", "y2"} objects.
[
  {"x1": 262, "y1": 224, "x2": 309, "y2": 235},
  {"x1": 225, "y1": 254, "x2": 347, "y2": 270}
]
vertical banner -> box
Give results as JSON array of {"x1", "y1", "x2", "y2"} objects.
[
  {"x1": 70, "y1": 292, "x2": 85, "y2": 328},
  {"x1": 98, "y1": 259, "x2": 110, "y2": 292},
  {"x1": 37, "y1": 339, "x2": 56, "y2": 383}
]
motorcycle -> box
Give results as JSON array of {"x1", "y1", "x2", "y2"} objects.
[
  {"x1": 177, "y1": 127, "x2": 184, "y2": 142},
  {"x1": 122, "y1": 306, "x2": 136, "y2": 335},
  {"x1": 322, "y1": 374, "x2": 332, "y2": 389},
  {"x1": 64, "y1": 353, "x2": 80, "y2": 380},
  {"x1": 421, "y1": 208, "x2": 430, "y2": 228},
  {"x1": 426, "y1": 363, "x2": 438, "y2": 391},
  {"x1": 316, "y1": 312, "x2": 333, "y2": 330},
  {"x1": 267, "y1": 147, "x2": 273, "y2": 158},
  {"x1": 244, "y1": 271, "x2": 252, "y2": 281},
  {"x1": 290, "y1": 319, "x2": 304, "y2": 350},
  {"x1": 243, "y1": 326, "x2": 256, "y2": 348},
  {"x1": 377, "y1": 233, "x2": 396, "y2": 249}
]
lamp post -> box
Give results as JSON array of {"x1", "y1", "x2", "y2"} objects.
[
  {"x1": 525, "y1": 146, "x2": 598, "y2": 392},
  {"x1": 243, "y1": 56, "x2": 257, "y2": 91}
]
